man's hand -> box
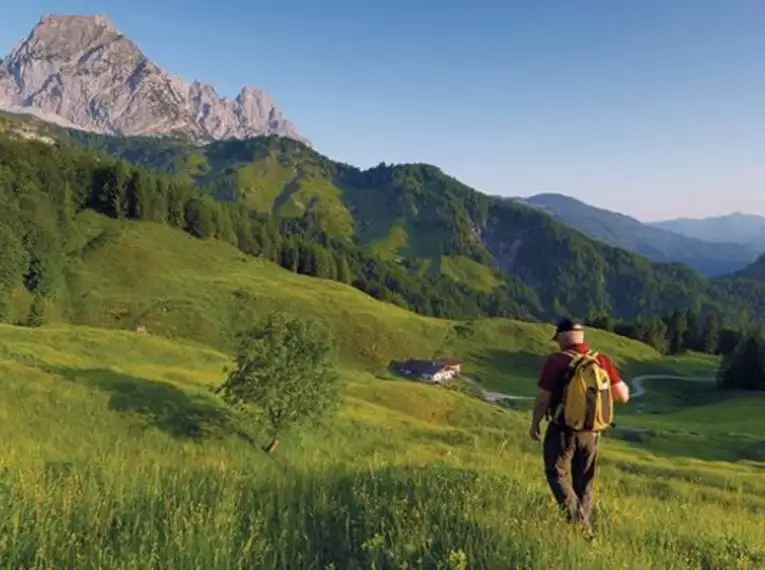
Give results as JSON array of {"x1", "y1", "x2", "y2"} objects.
[
  {"x1": 612, "y1": 380, "x2": 630, "y2": 403},
  {"x1": 530, "y1": 388, "x2": 551, "y2": 442}
]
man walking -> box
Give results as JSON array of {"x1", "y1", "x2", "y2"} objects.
[{"x1": 529, "y1": 318, "x2": 630, "y2": 537}]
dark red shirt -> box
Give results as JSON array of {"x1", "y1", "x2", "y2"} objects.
[{"x1": 537, "y1": 343, "x2": 622, "y2": 392}]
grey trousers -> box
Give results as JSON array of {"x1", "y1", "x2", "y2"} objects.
[{"x1": 543, "y1": 422, "x2": 600, "y2": 527}]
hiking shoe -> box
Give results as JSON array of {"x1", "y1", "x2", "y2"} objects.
[{"x1": 581, "y1": 525, "x2": 596, "y2": 542}]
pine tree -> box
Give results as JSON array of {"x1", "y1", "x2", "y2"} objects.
[
  {"x1": 184, "y1": 198, "x2": 216, "y2": 238},
  {"x1": 667, "y1": 310, "x2": 688, "y2": 355},
  {"x1": 682, "y1": 308, "x2": 699, "y2": 351},
  {"x1": 643, "y1": 317, "x2": 669, "y2": 354},
  {"x1": 335, "y1": 254, "x2": 352, "y2": 284},
  {"x1": 701, "y1": 311, "x2": 720, "y2": 354},
  {"x1": 718, "y1": 328, "x2": 765, "y2": 391}
]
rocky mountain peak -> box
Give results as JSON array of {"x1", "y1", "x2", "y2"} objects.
[
  {"x1": 12, "y1": 14, "x2": 125, "y2": 63},
  {"x1": 0, "y1": 13, "x2": 308, "y2": 145}
]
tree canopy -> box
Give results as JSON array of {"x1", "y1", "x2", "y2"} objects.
[
  {"x1": 717, "y1": 328, "x2": 765, "y2": 391},
  {"x1": 213, "y1": 312, "x2": 340, "y2": 452}
]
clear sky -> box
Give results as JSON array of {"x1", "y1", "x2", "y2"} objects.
[{"x1": 1, "y1": 0, "x2": 763, "y2": 221}]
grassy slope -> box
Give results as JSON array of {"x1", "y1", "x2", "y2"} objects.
[
  {"x1": 27, "y1": 211, "x2": 686, "y2": 396},
  {"x1": 437, "y1": 255, "x2": 500, "y2": 292},
  {"x1": 279, "y1": 174, "x2": 355, "y2": 237},
  {"x1": 2, "y1": 212, "x2": 763, "y2": 567},
  {"x1": 55, "y1": 128, "x2": 509, "y2": 287},
  {"x1": 234, "y1": 155, "x2": 295, "y2": 212},
  {"x1": 1, "y1": 322, "x2": 763, "y2": 569}
]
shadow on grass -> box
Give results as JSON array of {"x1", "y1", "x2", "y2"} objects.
[
  {"x1": 50, "y1": 366, "x2": 256, "y2": 444},
  {"x1": 604, "y1": 424, "x2": 765, "y2": 471},
  {"x1": 234, "y1": 464, "x2": 549, "y2": 569},
  {"x1": 234, "y1": 463, "x2": 765, "y2": 569}
]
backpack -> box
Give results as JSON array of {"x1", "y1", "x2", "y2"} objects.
[{"x1": 550, "y1": 349, "x2": 614, "y2": 432}]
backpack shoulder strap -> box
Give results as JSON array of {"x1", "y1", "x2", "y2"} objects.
[
  {"x1": 574, "y1": 350, "x2": 602, "y2": 367},
  {"x1": 559, "y1": 350, "x2": 588, "y2": 390},
  {"x1": 568, "y1": 349, "x2": 601, "y2": 371},
  {"x1": 562, "y1": 349, "x2": 584, "y2": 367},
  {"x1": 549, "y1": 350, "x2": 584, "y2": 422},
  {"x1": 547, "y1": 351, "x2": 573, "y2": 417}
]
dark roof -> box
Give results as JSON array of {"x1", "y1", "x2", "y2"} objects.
[{"x1": 395, "y1": 359, "x2": 446, "y2": 375}]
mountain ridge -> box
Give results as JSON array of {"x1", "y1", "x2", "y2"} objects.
[
  {"x1": 3, "y1": 111, "x2": 761, "y2": 326},
  {"x1": 0, "y1": 14, "x2": 308, "y2": 145},
  {"x1": 514, "y1": 193, "x2": 762, "y2": 277},
  {"x1": 728, "y1": 251, "x2": 765, "y2": 282},
  {"x1": 651, "y1": 212, "x2": 765, "y2": 249}
]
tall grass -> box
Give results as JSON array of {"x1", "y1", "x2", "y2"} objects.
[
  {"x1": 2, "y1": 214, "x2": 759, "y2": 568},
  {"x1": 0, "y1": 323, "x2": 763, "y2": 569},
  {"x1": 2, "y1": 443, "x2": 764, "y2": 569}
]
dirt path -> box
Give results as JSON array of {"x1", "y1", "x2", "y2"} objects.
[
  {"x1": 463, "y1": 373, "x2": 719, "y2": 441},
  {"x1": 464, "y1": 373, "x2": 717, "y2": 406},
  {"x1": 630, "y1": 374, "x2": 717, "y2": 398}
]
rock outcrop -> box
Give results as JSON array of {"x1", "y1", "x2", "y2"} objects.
[{"x1": 0, "y1": 14, "x2": 308, "y2": 144}]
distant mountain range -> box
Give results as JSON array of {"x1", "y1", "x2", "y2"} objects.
[
  {"x1": 0, "y1": 14, "x2": 307, "y2": 144},
  {"x1": 651, "y1": 213, "x2": 765, "y2": 251},
  {"x1": 514, "y1": 193, "x2": 763, "y2": 278}
]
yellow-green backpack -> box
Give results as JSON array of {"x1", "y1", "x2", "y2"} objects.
[{"x1": 553, "y1": 349, "x2": 614, "y2": 432}]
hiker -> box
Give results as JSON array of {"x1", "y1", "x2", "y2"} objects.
[{"x1": 529, "y1": 318, "x2": 630, "y2": 536}]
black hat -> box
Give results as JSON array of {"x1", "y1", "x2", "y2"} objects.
[{"x1": 552, "y1": 318, "x2": 583, "y2": 340}]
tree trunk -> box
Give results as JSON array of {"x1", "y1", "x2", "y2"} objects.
[{"x1": 264, "y1": 435, "x2": 280, "y2": 454}]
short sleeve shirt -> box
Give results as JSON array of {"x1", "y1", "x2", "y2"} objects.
[{"x1": 537, "y1": 343, "x2": 623, "y2": 392}]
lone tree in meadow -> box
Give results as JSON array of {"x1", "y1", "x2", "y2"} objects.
[{"x1": 214, "y1": 312, "x2": 340, "y2": 453}]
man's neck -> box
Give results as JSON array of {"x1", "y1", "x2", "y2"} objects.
[{"x1": 562, "y1": 342, "x2": 589, "y2": 352}]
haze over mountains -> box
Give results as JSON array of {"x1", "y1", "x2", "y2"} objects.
[
  {"x1": 0, "y1": 14, "x2": 307, "y2": 144},
  {"x1": 651, "y1": 214, "x2": 765, "y2": 251},
  {"x1": 517, "y1": 194, "x2": 764, "y2": 278}
]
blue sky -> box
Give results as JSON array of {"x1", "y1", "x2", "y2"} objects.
[{"x1": 1, "y1": 0, "x2": 763, "y2": 221}]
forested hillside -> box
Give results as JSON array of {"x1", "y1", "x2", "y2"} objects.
[
  {"x1": 0, "y1": 131, "x2": 540, "y2": 323},
  {"x1": 730, "y1": 254, "x2": 765, "y2": 283},
  {"x1": 1, "y1": 114, "x2": 765, "y2": 330}
]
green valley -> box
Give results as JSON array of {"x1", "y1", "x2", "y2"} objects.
[
  {"x1": 3, "y1": 8, "x2": 765, "y2": 569},
  {"x1": 1, "y1": 113, "x2": 765, "y2": 569},
  {"x1": 63, "y1": 127, "x2": 765, "y2": 324},
  {"x1": 5, "y1": 110, "x2": 765, "y2": 329},
  {"x1": 0, "y1": 220, "x2": 763, "y2": 568}
]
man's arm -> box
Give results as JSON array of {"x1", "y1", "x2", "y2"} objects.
[
  {"x1": 600, "y1": 355, "x2": 630, "y2": 403},
  {"x1": 529, "y1": 388, "x2": 551, "y2": 440},
  {"x1": 529, "y1": 355, "x2": 561, "y2": 440},
  {"x1": 611, "y1": 380, "x2": 630, "y2": 404}
]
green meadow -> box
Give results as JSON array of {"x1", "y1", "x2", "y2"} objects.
[{"x1": 1, "y1": 213, "x2": 763, "y2": 569}]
